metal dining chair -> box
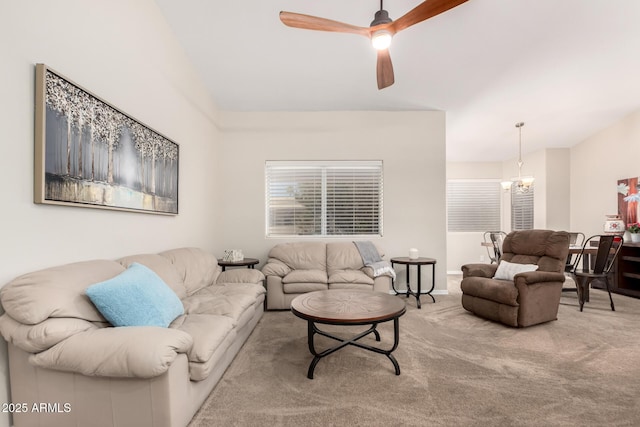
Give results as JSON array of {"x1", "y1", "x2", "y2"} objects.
[
  {"x1": 483, "y1": 231, "x2": 507, "y2": 264},
  {"x1": 570, "y1": 234, "x2": 623, "y2": 312}
]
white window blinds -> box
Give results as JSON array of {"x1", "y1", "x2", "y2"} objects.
[
  {"x1": 511, "y1": 184, "x2": 534, "y2": 230},
  {"x1": 447, "y1": 180, "x2": 501, "y2": 232},
  {"x1": 265, "y1": 161, "x2": 383, "y2": 237}
]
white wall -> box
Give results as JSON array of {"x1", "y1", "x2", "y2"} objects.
[
  {"x1": 218, "y1": 110, "x2": 447, "y2": 293},
  {"x1": 571, "y1": 109, "x2": 640, "y2": 236},
  {"x1": 0, "y1": 2, "x2": 221, "y2": 425},
  {"x1": 545, "y1": 148, "x2": 571, "y2": 230}
]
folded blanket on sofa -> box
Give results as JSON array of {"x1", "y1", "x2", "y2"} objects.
[{"x1": 353, "y1": 241, "x2": 396, "y2": 280}]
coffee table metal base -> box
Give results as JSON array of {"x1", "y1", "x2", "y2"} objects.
[{"x1": 305, "y1": 317, "x2": 401, "y2": 379}]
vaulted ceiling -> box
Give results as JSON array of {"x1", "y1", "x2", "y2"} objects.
[{"x1": 155, "y1": 0, "x2": 640, "y2": 161}]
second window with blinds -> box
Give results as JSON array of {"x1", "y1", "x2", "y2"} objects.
[
  {"x1": 447, "y1": 180, "x2": 502, "y2": 232},
  {"x1": 265, "y1": 161, "x2": 383, "y2": 237}
]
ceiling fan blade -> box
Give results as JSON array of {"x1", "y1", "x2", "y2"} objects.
[
  {"x1": 280, "y1": 12, "x2": 371, "y2": 37},
  {"x1": 376, "y1": 49, "x2": 395, "y2": 90},
  {"x1": 391, "y1": 0, "x2": 469, "y2": 33}
]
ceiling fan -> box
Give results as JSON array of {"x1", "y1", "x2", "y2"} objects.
[{"x1": 280, "y1": 0, "x2": 469, "y2": 90}]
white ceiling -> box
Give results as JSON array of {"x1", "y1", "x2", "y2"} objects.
[{"x1": 155, "y1": 0, "x2": 640, "y2": 162}]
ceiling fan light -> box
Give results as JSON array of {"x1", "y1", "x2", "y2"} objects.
[{"x1": 371, "y1": 30, "x2": 392, "y2": 50}]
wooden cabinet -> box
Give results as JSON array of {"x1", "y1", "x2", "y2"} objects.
[{"x1": 613, "y1": 243, "x2": 640, "y2": 298}]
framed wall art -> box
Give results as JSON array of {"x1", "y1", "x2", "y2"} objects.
[
  {"x1": 618, "y1": 177, "x2": 639, "y2": 226},
  {"x1": 34, "y1": 63, "x2": 179, "y2": 215}
]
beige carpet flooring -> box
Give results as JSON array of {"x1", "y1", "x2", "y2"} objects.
[{"x1": 189, "y1": 277, "x2": 640, "y2": 426}]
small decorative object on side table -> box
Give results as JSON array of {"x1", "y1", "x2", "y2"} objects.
[
  {"x1": 217, "y1": 258, "x2": 259, "y2": 272},
  {"x1": 390, "y1": 257, "x2": 437, "y2": 309}
]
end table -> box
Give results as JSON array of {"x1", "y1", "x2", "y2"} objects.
[
  {"x1": 390, "y1": 257, "x2": 436, "y2": 309},
  {"x1": 217, "y1": 258, "x2": 259, "y2": 272}
]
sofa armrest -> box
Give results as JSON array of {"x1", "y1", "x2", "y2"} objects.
[
  {"x1": 514, "y1": 271, "x2": 566, "y2": 285},
  {"x1": 29, "y1": 326, "x2": 193, "y2": 378},
  {"x1": 0, "y1": 314, "x2": 95, "y2": 353},
  {"x1": 261, "y1": 259, "x2": 291, "y2": 278},
  {"x1": 461, "y1": 263, "x2": 498, "y2": 279},
  {"x1": 216, "y1": 269, "x2": 265, "y2": 284}
]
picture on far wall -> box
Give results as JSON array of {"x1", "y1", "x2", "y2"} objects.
[
  {"x1": 618, "y1": 177, "x2": 639, "y2": 226},
  {"x1": 34, "y1": 63, "x2": 179, "y2": 215}
]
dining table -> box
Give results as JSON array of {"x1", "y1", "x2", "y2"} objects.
[{"x1": 568, "y1": 245, "x2": 597, "y2": 271}]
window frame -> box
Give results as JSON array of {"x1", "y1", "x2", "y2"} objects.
[{"x1": 265, "y1": 160, "x2": 383, "y2": 238}]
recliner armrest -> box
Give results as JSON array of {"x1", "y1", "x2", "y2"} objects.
[
  {"x1": 461, "y1": 263, "x2": 498, "y2": 279},
  {"x1": 514, "y1": 271, "x2": 566, "y2": 285}
]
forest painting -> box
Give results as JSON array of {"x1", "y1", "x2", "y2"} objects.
[{"x1": 34, "y1": 64, "x2": 178, "y2": 214}]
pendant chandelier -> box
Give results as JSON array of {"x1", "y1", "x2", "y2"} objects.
[{"x1": 501, "y1": 122, "x2": 534, "y2": 193}]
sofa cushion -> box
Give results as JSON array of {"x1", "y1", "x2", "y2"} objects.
[
  {"x1": 328, "y1": 269, "x2": 374, "y2": 285},
  {"x1": 160, "y1": 248, "x2": 221, "y2": 296},
  {"x1": 86, "y1": 263, "x2": 184, "y2": 328},
  {"x1": 217, "y1": 269, "x2": 265, "y2": 284},
  {"x1": 283, "y1": 282, "x2": 329, "y2": 294},
  {"x1": 493, "y1": 260, "x2": 538, "y2": 281},
  {"x1": 0, "y1": 260, "x2": 125, "y2": 325},
  {"x1": 118, "y1": 253, "x2": 187, "y2": 299},
  {"x1": 172, "y1": 314, "x2": 234, "y2": 363},
  {"x1": 182, "y1": 283, "x2": 265, "y2": 324},
  {"x1": 327, "y1": 242, "x2": 370, "y2": 276},
  {"x1": 267, "y1": 242, "x2": 327, "y2": 271},
  {"x1": 187, "y1": 329, "x2": 237, "y2": 381},
  {"x1": 282, "y1": 269, "x2": 328, "y2": 284},
  {"x1": 328, "y1": 283, "x2": 373, "y2": 291}
]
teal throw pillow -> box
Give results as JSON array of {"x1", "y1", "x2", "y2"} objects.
[{"x1": 86, "y1": 262, "x2": 184, "y2": 327}]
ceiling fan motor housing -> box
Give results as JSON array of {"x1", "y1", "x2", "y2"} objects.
[{"x1": 371, "y1": 9, "x2": 392, "y2": 27}]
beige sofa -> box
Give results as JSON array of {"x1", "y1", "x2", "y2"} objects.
[
  {"x1": 262, "y1": 241, "x2": 393, "y2": 310},
  {"x1": 0, "y1": 247, "x2": 265, "y2": 427}
]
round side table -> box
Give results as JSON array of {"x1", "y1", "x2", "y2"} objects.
[
  {"x1": 389, "y1": 257, "x2": 437, "y2": 309},
  {"x1": 217, "y1": 258, "x2": 259, "y2": 272}
]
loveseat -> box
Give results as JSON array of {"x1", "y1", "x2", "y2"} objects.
[
  {"x1": 262, "y1": 241, "x2": 393, "y2": 310},
  {"x1": 461, "y1": 230, "x2": 569, "y2": 327},
  {"x1": 0, "y1": 247, "x2": 265, "y2": 427}
]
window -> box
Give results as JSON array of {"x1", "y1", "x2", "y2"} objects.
[
  {"x1": 511, "y1": 184, "x2": 534, "y2": 230},
  {"x1": 265, "y1": 161, "x2": 383, "y2": 237},
  {"x1": 447, "y1": 180, "x2": 501, "y2": 232}
]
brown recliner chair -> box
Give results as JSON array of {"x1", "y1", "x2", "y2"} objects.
[{"x1": 461, "y1": 230, "x2": 570, "y2": 327}]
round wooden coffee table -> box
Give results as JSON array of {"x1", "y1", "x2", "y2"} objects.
[{"x1": 291, "y1": 289, "x2": 406, "y2": 379}]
